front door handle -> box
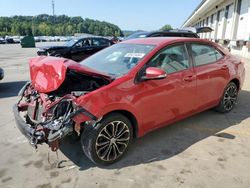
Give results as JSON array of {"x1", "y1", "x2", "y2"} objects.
[{"x1": 183, "y1": 75, "x2": 195, "y2": 82}]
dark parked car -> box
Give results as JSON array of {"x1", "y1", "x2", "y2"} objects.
[
  {"x1": 14, "y1": 37, "x2": 245, "y2": 165},
  {"x1": 0, "y1": 38, "x2": 6, "y2": 44},
  {"x1": 0, "y1": 68, "x2": 4, "y2": 80},
  {"x1": 125, "y1": 27, "x2": 213, "y2": 40},
  {"x1": 37, "y1": 37, "x2": 114, "y2": 62},
  {"x1": 5, "y1": 38, "x2": 15, "y2": 44}
]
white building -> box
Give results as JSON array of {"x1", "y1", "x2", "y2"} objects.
[{"x1": 182, "y1": 0, "x2": 250, "y2": 59}]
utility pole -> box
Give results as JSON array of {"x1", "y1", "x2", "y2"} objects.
[
  {"x1": 52, "y1": 0, "x2": 55, "y2": 17},
  {"x1": 52, "y1": 0, "x2": 55, "y2": 36}
]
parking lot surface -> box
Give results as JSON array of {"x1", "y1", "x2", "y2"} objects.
[{"x1": 0, "y1": 43, "x2": 250, "y2": 188}]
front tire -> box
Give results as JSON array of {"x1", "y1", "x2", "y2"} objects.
[
  {"x1": 215, "y1": 82, "x2": 238, "y2": 113},
  {"x1": 81, "y1": 113, "x2": 133, "y2": 165}
]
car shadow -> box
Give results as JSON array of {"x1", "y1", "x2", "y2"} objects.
[
  {"x1": 0, "y1": 81, "x2": 27, "y2": 98},
  {"x1": 59, "y1": 89, "x2": 250, "y2": 170}
]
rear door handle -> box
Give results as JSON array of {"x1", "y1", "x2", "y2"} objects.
[
  {"x1": 183, "y1": 75, "x2": 195, "y2": 82},
  {"x1": 221, "y1": 65, "x2": 228, "y2": 70}
]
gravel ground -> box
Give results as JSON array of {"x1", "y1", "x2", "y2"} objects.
[{"x1": 0, "y1": 43, "x2": 250, "y2": 188}]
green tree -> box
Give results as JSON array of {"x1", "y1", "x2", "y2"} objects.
[
  {"x1": 160, "y1": 24, "x2": 173, "y2": 31},
  {"x1": 0, "y1": 14, "x2": 124, "y2": 37}
]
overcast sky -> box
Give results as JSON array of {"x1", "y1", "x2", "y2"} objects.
[{"x1": 0, "y1": 0, "x2": 201, "y2": 30}]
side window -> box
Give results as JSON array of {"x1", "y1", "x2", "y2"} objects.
[
  {"x1": 147, "y1": 44, "x2": 189, "y2": 74},
  {"x1": 191, "y1": 44, "x2": 224, "y2": 66},
  {"x1": 92, "y1": 38, "x2": 100, "y2": 46},
  {"x1": 215, "y1": 49, "x2": 223, "y2": 60},
  {"x1": 99, "y1": 38, "x2": 111, "y2": 46},
  {"x1": 82, "y1": 39, "x2": 91, "y2": 46},
  {"x1": 91, "y1": 38, "x2": 110, "y2": 46}
]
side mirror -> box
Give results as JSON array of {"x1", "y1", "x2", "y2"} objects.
[{"x1": 141, "y1": 67, "x2": 167, "y2": 81}]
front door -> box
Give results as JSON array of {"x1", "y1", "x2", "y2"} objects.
[{"x1": 71, "y1": 38, "x2": 94, "y2": 61}]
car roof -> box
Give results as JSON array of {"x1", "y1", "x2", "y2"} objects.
[
  {"x1": 77, "y1": 36, "x2": 109, "y2": 40},
  {"x1": 122, "y1": 37, "x2": 228, "y2": 55},
  {"x1": 122, "y1": 37, "x2": 208, "y2": 46},
  {"x1": 148, "y1": 30, "x2": 195, "y2": 35}
]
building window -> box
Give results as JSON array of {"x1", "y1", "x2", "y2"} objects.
[
  {"x1": 236, "y1": 0, "x2": 242, "y2": 14},
  {"x1": 217, "y1": 10, "x2": 221, "y2": 22},
  {"x1": 211, "y1": 14, "x2": 214, "y2": 24},
  {"x1": 225, "y1": 5, "x2": 230, "y2": 19},
  {"x1": 206, "y1": 17, "x2": 209, "y2": 25}
]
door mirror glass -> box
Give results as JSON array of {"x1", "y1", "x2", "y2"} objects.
[{"x1": 141, "y1": 67, "x2": 167, "y2": 81}]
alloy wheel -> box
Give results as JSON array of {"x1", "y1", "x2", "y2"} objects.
[
  {"x1": 95, "y1": 121, "x2": 130, "y2": 162},
  {"x1": 223, "y1": 84, "x2": 238, "y2": 111}
]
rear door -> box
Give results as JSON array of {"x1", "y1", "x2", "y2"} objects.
[
  {"x1": 136, "y1": 43, "x2": 197, "y2": 131},
  {"x1": 189, "y1": 43, "x2": 230, "y2": 109}
]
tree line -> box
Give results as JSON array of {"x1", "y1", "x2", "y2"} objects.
[{"x1": 0, "y1": 14, "x2": 124, "y2": 37}]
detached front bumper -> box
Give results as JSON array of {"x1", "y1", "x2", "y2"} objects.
[
  {"x1": 13, "y1": 104, "x2": 43, "y2": 145},
  {"x1": 13, "y1": 101, "x2": 98, "y2": 148}
]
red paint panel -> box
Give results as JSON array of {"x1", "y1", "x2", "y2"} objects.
[{"x1": 29, "y1": 56, "x2": 68, "y2": 93}]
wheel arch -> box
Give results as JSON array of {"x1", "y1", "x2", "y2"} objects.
[
  {"x1": 230, "y1": 78, "x2": 240, "y2": 91},
  {"x1": 103, "y1": 110, "x2": 139, "y2": 138}
]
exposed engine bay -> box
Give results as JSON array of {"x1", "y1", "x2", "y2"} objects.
[
  {"x1": 49, "y1": 69, "x2": 110, "y2": 96},
  {"x1": 15, "y1": 70, "x2": 110, "y2": 151}
]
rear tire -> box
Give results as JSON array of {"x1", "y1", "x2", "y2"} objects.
[
  {"x1": 215, "y1": 82, "x2": 238, "y2": 113},
  {"x1": 81, "y1": 113, "x2": 133, "y2": 165}
]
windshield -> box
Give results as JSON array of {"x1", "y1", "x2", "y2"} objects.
[
  {"x1": 80, "y1": 43, "x2": 155, "y2": 77},
  {"x1": 64, "y1": 39, "x2": 77, "y2": 47}
]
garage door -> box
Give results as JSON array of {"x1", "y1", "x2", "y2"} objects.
[
  {"x1": 225, "y1": 4, "x2": 234, "y2": 39},
  {"x1": 217, "y1": 9, "x2": 225, "y2": 39},
  {"x1": 237, "y1": 0, "x2": 250, "y2": 40}
]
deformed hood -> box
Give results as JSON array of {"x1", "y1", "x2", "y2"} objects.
[
  {"x1": 29, "y1": 56, "x2": 111, "y2": 93},
  {"x1": 29, "y1": 56, "x2": 68, "y2": 93}
]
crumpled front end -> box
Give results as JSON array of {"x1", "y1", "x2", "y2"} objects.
[
  {"x1": 13, "y1": 57, "x2": 111, "y2": 151},
  {"x1": 13, "y1": 82, "x2": 97, "y2": 151}
]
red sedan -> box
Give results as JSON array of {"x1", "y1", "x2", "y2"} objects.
[{"x1": 14, "y1": 37, "x2": 245, "y2": 165}]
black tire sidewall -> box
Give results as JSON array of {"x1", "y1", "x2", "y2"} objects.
[
  {"x1": 81, "y1": 113, "x2": 133, "y2": 165},
  {"x1": 216, "y1": 82, "x2": 238, "y2": 113}
]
